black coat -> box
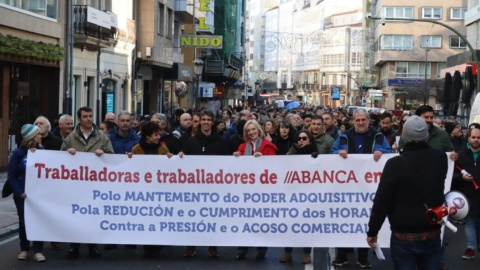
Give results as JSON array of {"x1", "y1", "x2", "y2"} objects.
[
  {"x1": 183, "y1": 130, "x2": 228, "y2": 155},
  {"x1": 452, "y1": 147, "x2": 480, "y2": 216},
  {"x1": 273, "y1": 136, "x2": 294, "y2": 155},
  {"x1": 227, "y1": 134, "x2": 244, "y2": 155},
  {"x1": 160, "y1": 132, "x2": 181, "y2": 154},
  {"x1": 368, "y1": 142, "x2": 447, "y2": 236},
  {"x1": 42, "y1": 131, "x2": 63, "y2": 150}
]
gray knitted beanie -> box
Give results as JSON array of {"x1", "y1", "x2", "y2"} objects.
[{"x1": 402, "y1": 115, "x2": 428, "y2": 143}]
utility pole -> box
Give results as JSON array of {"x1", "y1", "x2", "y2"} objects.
[{"x1": 424, "y1": 38, "x2": 429, "y2": 105}]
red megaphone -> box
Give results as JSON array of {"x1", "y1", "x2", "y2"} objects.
[{"x1": 426, "y1": 205, "x2": 449, "y2": 225}]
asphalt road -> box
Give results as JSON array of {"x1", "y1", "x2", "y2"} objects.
[{"x1": 0, "y1": 225, "x2": 480, "y2": 270}]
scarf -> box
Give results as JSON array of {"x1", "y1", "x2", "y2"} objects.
[
  {"x1": 139, "y1": 138, "x2": 162, "y2": 155},
  {"x1": 244, "y1": 138, "x2": 263, "y2": 156}
]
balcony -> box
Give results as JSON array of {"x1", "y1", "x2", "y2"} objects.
[
  {"x1": 73, "y1": 5, "x2": 114, "y2": 50},
  {"x1": 175, "y1": 0, "x2": 194, "y2": 22}
]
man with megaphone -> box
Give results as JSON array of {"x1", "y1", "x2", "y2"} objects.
[
  {"x1": 452, "y1": 127, "x2": 480, "y2": 260},
  {"x1": 366, "y1": 115, "x2": 448, "y2": 270}
]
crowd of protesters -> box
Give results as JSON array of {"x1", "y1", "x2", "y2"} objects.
[{"x1": 3, "y1": 102, "x2": 480, "y2": 269}]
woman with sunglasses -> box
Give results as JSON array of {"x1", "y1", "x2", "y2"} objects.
[
  {"x1": 280, "y1": 130, "x2": 317, "y2": 264},
  {"x1": 286, "y1": 130, "x2": 318, "y2": 156}
]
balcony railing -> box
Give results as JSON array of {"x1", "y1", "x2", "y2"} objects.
[{"x1": 73, "y1": 5, "x2": 114, "y2": 50}]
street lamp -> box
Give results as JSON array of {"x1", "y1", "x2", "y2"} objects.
[
  {"x1": 424, "y1": 43, "x2": 429, "y2": 105},
  {"x1": 193, "y1": 58, "x2": 204, "y2": 110}
]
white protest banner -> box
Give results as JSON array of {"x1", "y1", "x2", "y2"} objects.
[{"x1": 25, "y1": 150, "x2": 453, "y2": 247}]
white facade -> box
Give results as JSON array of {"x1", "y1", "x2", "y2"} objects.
[
  {"x1": 71, "y1": 0, "x2": 135, "y2": 122},
  {"x1": 252, "y1": 0, "x2": 364, "y2": 105},
  {"x1": 465, "y1": 0, "x2": 480, "y2": 49}
]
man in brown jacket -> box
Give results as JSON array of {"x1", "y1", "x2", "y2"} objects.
[{"x1": 61, "y1": 106, "x2": 114, "y2": 259}]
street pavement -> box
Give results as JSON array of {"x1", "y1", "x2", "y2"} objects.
[
  {"x1": 1, "y1": 171, "x2": 480, "y2": 269},
  {"x1": 0, "y1": 172, "x2": 18, "y2": 239}
]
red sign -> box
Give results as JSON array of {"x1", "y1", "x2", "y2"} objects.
[{"x1": 213, "y1": 86, "x2": 224, "y2": 97}]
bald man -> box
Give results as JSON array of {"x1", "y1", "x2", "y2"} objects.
[
  {"x1": 173, "y1": 113, "x2": 193, "y2": 146},
  {"x1": 104, "y1": 112, "x2": 116, "y2": 124}
]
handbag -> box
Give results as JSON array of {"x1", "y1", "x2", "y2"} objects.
[{"x1": 2, "y1": 179, "x2": 13, "y2": 198}]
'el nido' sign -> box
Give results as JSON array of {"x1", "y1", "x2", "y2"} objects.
[{"x1": 180, "y1": 35, "x2": 223, "y2": 49}]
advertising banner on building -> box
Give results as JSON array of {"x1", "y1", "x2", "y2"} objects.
[{"x1": 25, "y1": 151, "x2": 453, "y2": 247}]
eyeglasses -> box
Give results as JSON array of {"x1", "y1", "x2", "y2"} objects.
[{"x1": 298, "y1": 136, "x2": 308, "y2": 141}]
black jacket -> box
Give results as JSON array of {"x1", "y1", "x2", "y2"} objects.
[
  {"x1": 227, "y1": 134, "x2": 244, "y2": 155},
  {"x1": 368, "y1": 142, "x2": 447, "y2": 236},
  {"x1": 287, "y1": 143, "x2": 318, "y2": 155},
  {"x1": 273, "y1": 136, "x2": 294, "y2": 155},
  {"x1": 42, "y1": 131, "x2": 63, "y2": 150},
  {"x1": 183, "y1": 130, "x2": 228, "y2": 155},
  {"x1": 452, "y1": 146, "x2": 480, "y2": 216},
  {"x1": 160, "y1": 132, "x2": 181, "y2": 154},
  {"x1": 451, "y1": 136, "x2": 467, "y2": 153}
]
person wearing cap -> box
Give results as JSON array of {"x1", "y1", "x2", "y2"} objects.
[
  {"x1": 367, "y1": 115, "x2": 448, "y2": 270},
  {"x1": 8, "y1": 124, "x2": 46, "y2": 262},
  {"x1": 451, "y1": 127, "x2": 480, "y2": 260},
  {"x1": 444, "y1": 122, "x2": 467, "y2": 152},
  {"x1": 398, "y1": 105, "x2": 454, "y2": 153}
]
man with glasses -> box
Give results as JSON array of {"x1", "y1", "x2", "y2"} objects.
[{"x1": 331, "y1": 108, "x2": 392, "y2": 268}]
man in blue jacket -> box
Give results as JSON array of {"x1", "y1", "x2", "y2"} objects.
[
  {"x1": 108, "y1": 111, "x2": 140, "y2": 154},
  {"x1": 331, "y1": 108, "x2": 392, "y2": 268},
  {"x1": 105, "y1": 111, "x2": 140, "y2": 251}
]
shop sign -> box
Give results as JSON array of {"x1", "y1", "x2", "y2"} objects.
[
  {"x1": 180, "y1": 35, "x2": 223, "y2": 49},
  {"x1": 213, "y1": 86, "x2": 224, "y2": 97}
]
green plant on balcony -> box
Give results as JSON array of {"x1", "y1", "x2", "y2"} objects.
[{"x1": 0, "y1": 33, "x2": 65, "y2": 62}]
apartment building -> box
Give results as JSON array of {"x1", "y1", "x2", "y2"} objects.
[
  {"x1": 370, "y1": 0, "x2": 467, "y2": 109},
  {"x1": 70, "y1": 0, "x2": 136, "y2": 124},
  {"x1": 249, "y1": 0, "x2": 363, "y2": 106}
]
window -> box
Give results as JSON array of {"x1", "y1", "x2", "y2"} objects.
[
  {"x1": 351, "y1": 52, "x2": 362, "y2": 66},
  {"x1": 350, "y1": 30, "x2": 363, "y2": 47},
  {"x1": 321, "y1": 54, "x2": 345, "y2": 68},
  {"x1": 314, "y1": 73, "x2": 318, "y2": 84},
  {"x1": 422, "y1": 7, "x2": 442, "y2": 19},
  {"x1": 451, "y1": 8, "x2": 467, "y2": 20},
  {"x1": 303, "y1": 74, "x2": 308, "y2": 84},
  {"x1": 437, "y1": 62, "x2": 447, "y2": 79},
  {"x1": 158, "y1": 3, "x2": 165, "y2": 36},
  {"x1": 450, "y1": 36, "x2": 466, "y2": 49},
  {"x1": 381, "y1": 35, "x2": 413, "y2": 50},
  {"x1": 396, "y1": 62, "x2": 431, "y2": 78},
  {"x1": 421, "y1": 36, "x2": 442, "y2": 48},
  {"x1": 0, "y1": 0, "x2": 58, "y2": 19},
  {"x1": 167, "y1": 8, "x2": 173, "y2": 38},
  {"x1": 384, "y1": 7, "x2": 414, "y2": 19}
]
